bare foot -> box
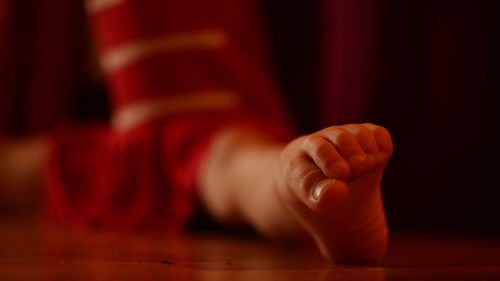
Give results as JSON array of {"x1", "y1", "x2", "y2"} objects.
[{"x1": 275, "y1": 123, "x2": 393, "y2": 263}]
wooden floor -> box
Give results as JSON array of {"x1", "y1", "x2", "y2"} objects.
[{"x1": 1, "y1": 217, "x2": 500, "y2": 280}]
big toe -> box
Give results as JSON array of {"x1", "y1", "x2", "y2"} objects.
[{"x1": 310, "y1": 179, "x2": 349, "y2": 213}]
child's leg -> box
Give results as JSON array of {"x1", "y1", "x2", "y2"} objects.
[
  {"x1": 0, "y1": 136, "x2": 47, "y2": 212},
  {"x1": 198, "y1": 123, "x2": 392, "y2": 263}
]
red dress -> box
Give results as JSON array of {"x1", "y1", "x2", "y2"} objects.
[{"x1": 1, "y1": 0, "x2": 292, "y2": 232}]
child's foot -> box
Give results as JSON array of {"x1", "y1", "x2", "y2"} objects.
[{"x1": 275, "y1": 123, "x2": 393, "y2": 263}]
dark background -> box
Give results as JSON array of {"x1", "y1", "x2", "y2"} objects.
[{"x1": 265, "y1": 0, "x2": 500, "y2": 233}]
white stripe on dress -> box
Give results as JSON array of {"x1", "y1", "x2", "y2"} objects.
[
  {"x1": 102, "y1": 30, "x2": 228, "y2": 73},
  {"x1": 112, "y1": 90, "x2": 240, "y2": 131}
]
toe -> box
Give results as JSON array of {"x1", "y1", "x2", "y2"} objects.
[{"x1": 311, "y1": 179, "x2": 349, "y2": 213}]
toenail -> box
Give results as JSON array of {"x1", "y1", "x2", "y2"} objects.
[{"x1": 312, "y1": 179, "x2": 335, "y2": 200}]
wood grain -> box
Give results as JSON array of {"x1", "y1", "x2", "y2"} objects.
[{"x1": 1, "y1": 217, "x2": 500, "y2": 280}]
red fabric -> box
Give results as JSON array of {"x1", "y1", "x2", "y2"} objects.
[
  {"x1": 40, "y1": 0, "x2": 292, "y2": 232},
  {"x1": 45, "y1": 113, "x2": 288, "y2": 232},
  {"x1": 88, "y1": 0, "x2": 286, "y2": 115}
]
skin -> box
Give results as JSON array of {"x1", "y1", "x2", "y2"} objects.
[
  {"x1": 0, "y1": 100, "x2": 392, "y2": 262},
  {"x1": 198, "y1": 124, "x2": 393, "y2": 263},
  {"x1": 0, "y1": 136, "x2": 46, "y2": 213}
]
